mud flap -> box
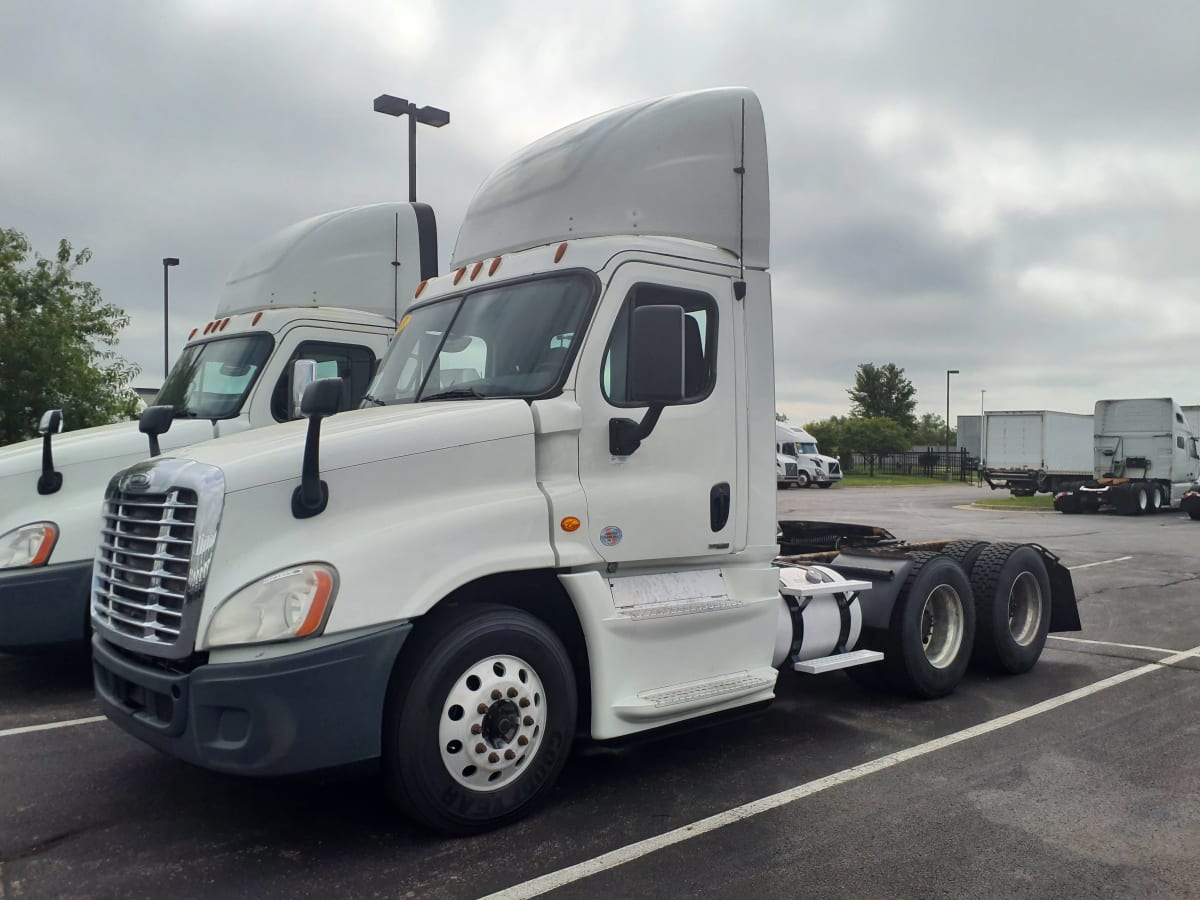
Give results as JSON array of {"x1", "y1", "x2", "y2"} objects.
[{"x1": 1033, "y1": 544, "x2": 1081, "y2": 632}]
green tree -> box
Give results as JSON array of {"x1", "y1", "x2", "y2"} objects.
[
  {"x1": 0, "y1": 229, "x2": 140, "y2": 446},
  {"x1": 803, "y1": 416, "x2": 846, "y2": 458},
  {"x1": 847, "y1": 363, "x2": 917, "y2": 431},
  {"x1": 911, "y1": 412, "x2": 957, "y2": 448},
  {"x1": 775, "y1": 411, "x2": 788, "y2": 422},
  {"x1": 841, "y1": 416, "x2": 909, "y2": 476}
]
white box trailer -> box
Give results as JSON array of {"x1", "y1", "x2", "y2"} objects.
[
  {"x1": 1055, "y1": 398, "x2": 1200, "y2": 514},
  {"x1": 981, "y1": 410, "x2": 1093, "y2": 495}
]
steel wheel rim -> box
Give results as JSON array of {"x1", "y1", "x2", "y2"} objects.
[
  {"x1": 1008, "y1": 571, "x2": 1043, "y2": 646},
  {"x1": 920, "y1": 585, "x2": 964, "y2": 669},
  {"x1": 438, "y1": 654, "x2": 546, "y2": 792}
]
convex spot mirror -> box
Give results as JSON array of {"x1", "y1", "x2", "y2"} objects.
[
  {"x1": 301, "y1": 377, "x2": 344, "y2": 418},
  {"x1": 628, "y1": 305, "x2": 686, "y2": 405},
  {"x1": 38, "y1": 409, "x2": 64, "y2": 435}
]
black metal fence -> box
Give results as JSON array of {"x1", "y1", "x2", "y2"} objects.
[{"x1": 843, "y1": 448, "x2": 978, "y2": 482}]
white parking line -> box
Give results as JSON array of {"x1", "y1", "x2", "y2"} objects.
[
  {"x1": 0, "y1": 715, "x2": 106, "y2": 739},
  {"x1": 483, "y1": 643, "x2": 1200, "y2": 900},
  {"x1": 1047, "y1": 635, "x2": 1179, "y2": 655},
  {"x1": 1068, "y1": 556, "x2": 1132, "y2": 570}
]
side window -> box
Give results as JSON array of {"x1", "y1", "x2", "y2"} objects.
[
  {"x1": 601, "y1": 283, "x2": 717, "y2": 406},
  {"x1": 271, "y1": 340, "x2": 377, "y2": 421},
  {"x1": 1178, "y1": 436, "x2": 1186, "y2": 450}
]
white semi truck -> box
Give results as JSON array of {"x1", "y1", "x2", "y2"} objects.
[
  {"x1": 981, "y1": 410, "x2": 1093, "y2": 496},
  {"x1": 1053, "y1": 397, "x2": 1200, "y2": 514},
  {"x1": 777, "y1": 423, "x2": 842, "y2": 488},
  {"x1": 90, "y1": 89, "x2": 1078, "y2": 834},
  {"x1": 0, "y1": 202, "x2": 436, "y2": 651}
]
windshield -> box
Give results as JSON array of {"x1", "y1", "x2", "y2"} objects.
[
  {"x1": 799, "y1": 441, "x2": 819, "y2": 454},
  {"x1": 366, "y1": 274, "x2": 594, "y2": 405},
  {"x1": 156, "y1": 334, "x2": 274, "y2": 419}
]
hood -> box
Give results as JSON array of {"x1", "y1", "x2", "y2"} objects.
[
  {"x1": 0, "y1": 418, "x2": 219, "y2": 480},
  {"x1": 157, "y1": 400, "x2": 536, "y2": 494}
]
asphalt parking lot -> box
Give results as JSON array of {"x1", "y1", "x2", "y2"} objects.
[{"x1": 2, "y1": 483, "x2": 1198, "y2": 899}]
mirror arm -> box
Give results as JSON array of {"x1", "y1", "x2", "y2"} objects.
[
  {"x1": 37, "y1": 430, "x2": 62, "y2": 495},
  {"x1": 609, "y1": 404, "x2": 664, "y2": 456},
  {"x1": 291, "y1": 416, "x2": 329, "y2": 518}
]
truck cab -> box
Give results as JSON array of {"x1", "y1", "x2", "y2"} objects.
[
  {"x1": 777, "y1": 423, "x2": 842, "y2": 488},
  {"x1": 0, "y1": 202, "x2": 435, "y2": 651}
]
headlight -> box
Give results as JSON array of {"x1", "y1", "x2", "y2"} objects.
[
  {"x1": 0, "y1": 522, "x2": 58, "y2": 569},
  {"x1": 205, "y1": 563, "x2": 338, "y2": 648}
]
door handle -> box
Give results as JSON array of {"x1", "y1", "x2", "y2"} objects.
[{"x1": 710, "y1": 482, "x2": 731, "y2": 532}]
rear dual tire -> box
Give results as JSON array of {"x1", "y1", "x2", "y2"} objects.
[{"x1": 968, "y1": 544, "x2": 1051, "y2": 674}]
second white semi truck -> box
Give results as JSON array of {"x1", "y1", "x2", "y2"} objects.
[
  {"x1": 90, "y1": 89, "x2": 1078, "y2": 834},
  {"x1": 0, "y1": 202, "x2": 435, "y2": 651},
  {"x1": 1053, "y1": 397, "x2": 1200, "y2": 514}
]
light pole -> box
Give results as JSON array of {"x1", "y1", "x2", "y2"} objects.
[
  {"x1": 979, "y1": 388, "x2": 987, "y2": 487},
  {"x1": 373, "y1": 94, "x2": 450, "y2": 202},
  {"x1": 946, "y1": 369, "x2": 959, "y2": 480},
  {"x1": 162, "y1": 257, "x2": 179, "y2": 382}
]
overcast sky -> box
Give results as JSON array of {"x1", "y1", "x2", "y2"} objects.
[{"x1": 4, "y1": 0, "x2": 1199, "y2": 427}]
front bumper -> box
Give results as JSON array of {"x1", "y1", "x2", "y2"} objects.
[
  {"x1": 0, "y1": 559, "x2": 93, "y2": 651},
  {"x1": 93, "y1": 622, "x2": 412, "y2": 775}
]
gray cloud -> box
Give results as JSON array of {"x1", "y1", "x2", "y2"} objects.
[{"x1": 3, "y1": 0, "x2": 1199, "y2": 430}]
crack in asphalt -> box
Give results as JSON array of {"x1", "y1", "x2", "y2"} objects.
[{"x1": 1, "y1": 825, "x2": 94, "y2": 864}]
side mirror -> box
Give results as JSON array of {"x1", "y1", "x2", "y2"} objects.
[
  {"x1": 291, "y1": 359, "x2": 318, "y2": 420},
  {"x1": 292, "y1": 377, "x2": 344, "y2": 519},
  {"x1": 139, "y1": 405, "x2": 175, "y2": 458},
  {"x1": 36, "y1": 409, "x2": 65, "y2": 495},
  {"x1": 609, "y1": 305, "x2": 686, "y2": 456},
  {"x1": 627, "y1": 305, "x2": 685, "y2": 404}
]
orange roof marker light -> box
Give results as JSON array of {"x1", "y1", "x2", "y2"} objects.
[
  {"x1": 188, "y1": 328, "x2": 198, "y2": 340},
  {"x1": 453, "y1": 266, "x2": 467, "y2": 285},
  {"x1": 218, "y1": 318, "x2": 230, "y2": 331},
  {"x1": 488, "y1": 256, "x2": 502, "y2": 276},
  {"x1": 414, "y1": 278, "x2": 429, "y2": 299},
  {"x1": 203, "y1": 321, "x2": 215, "y2": 335},
  {"x1": 251, "y1": 312, "x2": 263, "y2": 326},
  {"x1": 560, "y1": 516, "x2": 581, "y2": 533},
  {"x1": 554, "y1": 242, "x2": 568, "y2": 263},
  {"x1": 470, "y1": 261, "x2": 484, "y2": 281}
]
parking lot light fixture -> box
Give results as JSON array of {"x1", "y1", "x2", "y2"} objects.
[
  {"x1": 162, "y1": 257, "x2": 180, "y2": 383},
  {"x1": 946, "y1": 369, "x2": 959, "y2": 480},
  {"x1": 373, "y1": 94, "x2": 450, "y2": 202}
]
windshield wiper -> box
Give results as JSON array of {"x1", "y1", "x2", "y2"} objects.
[
  {"x1": 420, "y1": 388, "x2": 486, "y2": 402},
  {"x1": 362, "y1": 393, "x2": 386, "y2": 407}
]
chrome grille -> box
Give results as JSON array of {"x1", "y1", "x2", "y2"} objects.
[
  {"x1": 94, "y1": 489, "x2": 198, "y2": 645},
  {"x1": 829, "y1": 461, "x2": 842, "y2": 475},
  {"x1": 785, "y1": 462, "x2": 799, "y2": 477}
]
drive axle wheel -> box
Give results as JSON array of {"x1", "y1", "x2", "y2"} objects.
[
  {"x1": 880, "y1": 552, "x2": 975, "y2": 699},
  {"x1": 1148, "y1": 485, "x2": 1163, "y2": 512},
  {"x1": 969, "y1": 544, "x2": 1051, "y2": 674},
  {"x1": 383, "y1": 605, "x2": 576, "y2": 834}
]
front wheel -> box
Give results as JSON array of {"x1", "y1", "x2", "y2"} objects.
[
  {"x1": 816, "y1": 482, "x2": 833, "y2": 489},
  {"x1": 795, "y1": 471, "x2": 810, "y2": 488},
  {"x1": 383, "y1": 606, "x2": 577, "y2": 834}
]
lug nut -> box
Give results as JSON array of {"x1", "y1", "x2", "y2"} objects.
[
  {"x1": 517, "y1": 735, "x2": 529, "y2": 746},
  {"x1": 475, "y1": 743, "x2": 487, "y2": 754},
  {"x1": 507, "y1": 687, "x2": 518, "y2": 698},
  {"x1": 491, "y1": 689, "x2": 502, "y2": 700},
  {"x1": 477, "y1": 703, "x2": 489, "y2": 714},
  {"x1": 519, "y1": 698, "x2": 530, "y2": 708},
  {"x1": 488, "y1": 752, "x2": 500, "y2": 764},
  {"x1": 523, "y1": 715, "x2": 534, "y2": 726},
  {"x1": 505, "y1": 749, "x2": 516, "y2": 760},
  {"x1": 470, "y1": 724, "x2": 482, "y2": 735}
]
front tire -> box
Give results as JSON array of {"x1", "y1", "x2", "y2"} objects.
[
  {"x1": 795, "y1": 471, "x2": 810, "y2": 488},
  {"x1": 817, "y1": 482, "x2": 833, "y2": 489},
  {"x1": 383, "y1": 605, "x2": 577, "y2": 834},
  {"x1": 969, "y1": 544, "x2": 1051, "y2": 674}
]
